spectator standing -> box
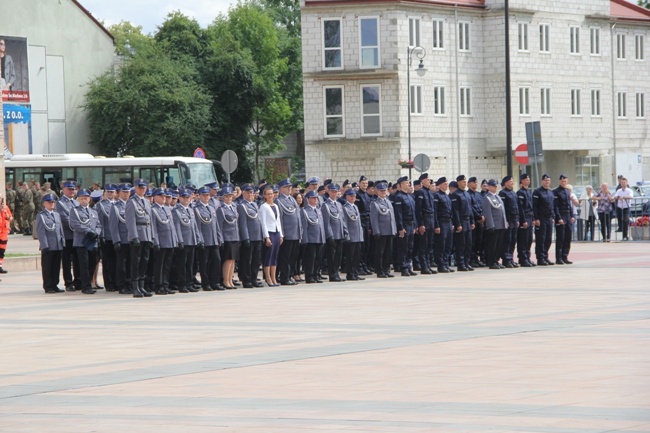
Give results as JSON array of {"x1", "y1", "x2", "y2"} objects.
[
  {"x1": 614, "y1": 177, "x2": 633, "y2": 241},
  {"x1": 579, "y1": 185, "x2": 598, "y2": 241},
  {"x1": 592, "y1": 183, "x2": 615, "y2": 242}
]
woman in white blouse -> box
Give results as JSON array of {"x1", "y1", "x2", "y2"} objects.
[{"x1": 259, "y1": 186, "x2": 283, "y2": 286}]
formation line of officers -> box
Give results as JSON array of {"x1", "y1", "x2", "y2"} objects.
[{"x1": 34, "y1": 172, "x2": 577, "y2": 296}]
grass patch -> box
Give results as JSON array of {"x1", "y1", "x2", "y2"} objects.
[{"x1": 5, "y1": 253, "x2": 40, "y2": 258}]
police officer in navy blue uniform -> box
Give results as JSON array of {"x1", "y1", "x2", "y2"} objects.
[
  {"x1": 56, "y1": 180, "x2": 81, "y2": 291},
  {"x1": 553, "y1": 174, "x2": 574, "y2": 265},
  {"x1": 300, "y1": 190, "x2": 326, "y2": 283},
  {"x1": 451, "y1": 175, "x2": 475, "y2": 271},
  {"x1": 533, "y1": 174, "x2": 556, "y2": 266},
  {"x1": 355, "y1": 176, "x2": 372, "y2": 274},
  {"x1": 433, "y1": 177, "x2": 454, "y2": 273},
  {"x1": 467, "y1": 176, "x2": 485, "y2": 267},
  {"x1": 414, "y1": 173, "x2": 437, "y2": 274},
  {"x1": 392, "y1": 176, "x2": 417, "y2": 277},
  {"x1": 516, "y1": 174, "x2": 536, "y2": 267},
  {"x1": 370, "y1": 182, "x2": 396, "y2": 278},
  {"x1": 498, "y1": 175, "x2": 520, "y2": 268}
]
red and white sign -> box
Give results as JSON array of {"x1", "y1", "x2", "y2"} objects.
[
  {"x1": 193, "y1": 147, "x2": 206, "y2": 159},
  {"x1": 514, "y1": 143, "x2": 528, "y2": 165}
]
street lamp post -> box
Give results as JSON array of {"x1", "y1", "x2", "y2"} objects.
[{"x1": 407, "y1": 46, "x2": 427, "y2": 179}]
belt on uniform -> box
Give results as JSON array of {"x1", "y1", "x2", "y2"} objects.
[
  {"x1": 136, "y1": 222, "x2": 150, "y2": 226},
  {"x1": 438, "y1": 218, "x2": 451, "y2": 222}
]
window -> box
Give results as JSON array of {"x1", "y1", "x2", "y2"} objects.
[
  {"x1": 636, "y1": 35, "x2": 645, "y2": 60},
  {"x1": 323, "y1": 19, "x2": 343, "y2": 70},
  {"x1": 575, "y1": 156, "x2": 600, "y2": 188},
  {"x1": 458, "y1": 22, "x2": 471, "y2": 52},
  {"x1": 434, "y1": 86, "x2": 445, "y2": 115},
  {"x1": 540, "y1": 24, "x2": 550, "y2": 52},
  {"x1": 617, "y1": 92, "x2": 627, "y2": 118},
  {"x1": 459, "y1": 87, "x2": 471, "y2": 116},
  {"x1": 570, "y1": 26, "x2": 580, "y2": 54},
  {"x1": 540, "y1": 88, "x2": 551, "y2": 115},
  {"x1": 359, "y1": 17, "x2": 379, "y2": 68},
  {"x1": 361, "y1": 85, "x2": 381, "y2": 135},
  {"x1": 433, "y1": 19, "x2": 444, "y2": 49},
  {"x1": 324, "y1": 86, "x2": 344, "y2": 137},
  {"x1": 571, "y1": 89, "x2": 581, "y2": 116},
  {"x1": 410, "y1": 84, "x2": 423, "y2": 115},
  {"x1": 591, "y1": 89, "x2": 601, "y2": 116},
  {"x1": 409, "y1": 17, "x2": 421, "y2": 47},
  {"x1": 519, "y1": 87, "x2": 530, "y2": 115},
  {"x1": 518, "y1": 22, "x2": 529, "y2": 51},
  {"x1": 590, "y1": 27, "x2": 600, "y2": 55},
  {"x1": 637, "y1": 93, "x2": 646, "y2": 118},
  {"x1": 617, "y1": 34, "x2": 626, "y2": 60}
]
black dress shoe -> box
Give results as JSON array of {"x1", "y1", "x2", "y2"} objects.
[
  {"x1": 563, "y1": 259, "x2": 573, "y2": 264},
  {"x1": 385, "y1": 273, "x2": 395, "y2": 278},
  {"x1": 203, "y1": 287, "x2": 213, "y2": 291},
  {"x1": 504, "y1": 262, "x2": 514, "y2": 269},
  {"x1": 224, "y1": 285, "x2": 236, "y2": 290},
  {"x1": 356, "y1": 276, "x2": 365, "y2": 281},
  {"x1": 408, "y1": 269, "x2": 417, "y2": 276},
  {"x1": 65, "y1": 285, "x2": 76, "y2": 292},
  {"x1": 315, "y1": 279, "x2": 323, "y2": 283},
  {"x1": 428, "y1": 268, "x2": 438, "y2": 274},
  {"x1": 155, "y1": 290, "x2": 168, "y2": 295},
  {"x1": 497, "y1": 264, "x2": 505, "y2": 269},
  {"x1": 489, "y1": 264, "x2": 501, "y2": 269},
  {"x1": 252, "y1": 282, "x2": 264, "y2": 288},
  {"x1": 188, "y1": 287, "x2": 200, "y2": 292},
  {"x1": 420, "y1": 268, "x2": 432, "y2": 275},
  {"x1": 457, "y1": 266, "x2": 469, "y2": 272},
  {"x1": 81, "y1": 289, "x2": 96, "y2": 295},
  {"x1": 537, "y1": 260, "x2": 548, "y2": 266},
  {"x1": 520, "y1": 261, "x2": 533, "y2": 267},
  {"x1": 281, "y1": 280, "x2": 298, "y2": 286},
  {"x1": 305, "y1": 279, "x2": 316, "y2": 284},
  {"x1": 401, "y1": 271, "x2": 411, "y2": 277},
  {"x1": 438, "y1": 268, "x2": 450, "y2": 273},
  {"x1": 555, "y1": 259, "x2": 565, "y2": 265},
  {"x1": 448, "y1": 268, "x2": 456, "y2": 272},
  {"x1": 45, "y1": 288, "x2": 65, "y2": 293},
  {"x1": 467, "y1": 266, "x2": 475, "y2": 271},
  {"x1": 133, "y1": 291, "x2": 144, "y2": 298},
  {"x1": 546, "y1": 261, "x2": 555, "y2": 265},
  {"x1": 377, "y1": 274, "x2": 387, "y2": 278},
  {"x1": 213, "y1": 285, "x2": 226, "y2": 291},
  {"x1": 119, "y1": 289, "x2": 133, "y2": 294},
  {"x1": 243, "y1": 283, "x2": 254, "y2": 288},
  {"x1": 178, "y1": 288, "x2": 190, "y2": 293}
]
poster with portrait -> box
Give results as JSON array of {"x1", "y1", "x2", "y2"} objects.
[{"x1": 1, "y1": 35, "x2": 30, "y2": 102}]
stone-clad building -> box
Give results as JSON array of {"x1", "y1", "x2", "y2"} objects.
[{"x1": 301, "y1": 0, "x2": 650, "y2": 185}]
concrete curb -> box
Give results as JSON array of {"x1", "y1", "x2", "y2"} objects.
[{"x1": 4, "y1": 256, "x2": 41, "y2": 272}]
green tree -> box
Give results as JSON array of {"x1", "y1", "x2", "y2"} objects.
[
  {"x1": 83, "y1": 44, "x2": 211, "y2": 158},
  {"x1": 154, "y1": 12, "x2": 206, "y2": 64},
  {"x1": 108, "y1": 21, "x2": 153, "y2": 57},
  {"x1": 639, "y1": 1, "x2": 650, "y2": 9}
]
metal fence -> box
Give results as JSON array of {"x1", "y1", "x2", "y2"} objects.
[{"x1": 573, "y1": 196, "x2": 650, "y2": 242}]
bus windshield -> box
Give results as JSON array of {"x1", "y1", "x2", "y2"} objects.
[{"x1": 185, "y1": 162, "x2": 218, "y2": 187}]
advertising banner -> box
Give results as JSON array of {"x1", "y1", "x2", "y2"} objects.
[
  {"x1": 1, "y1": 35, "x2": 30, "y2": 102},
  {"x1": 3, "y1": 103, "x2": 32, "y2": 157}
]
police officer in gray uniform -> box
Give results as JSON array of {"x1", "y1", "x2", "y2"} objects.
[
  {"x1": 237, "y1": 184, "x2": 264, "y2": 288},
  {"x1": 126, "y1": 179, "x2": 154, "y2": 298},
  {"x1": 36, "y1": 193, "x2": 65, "y2": 293},
  {"x1": 56, "y1": 180, "x2": 81, "y2": 291},
  {"x1": 195, "y1": 186, "x2": 223, "y2": 291},
  {"x1": 300, "y1": 190, "x2": 326, "y2": 284},
  {"x1": 151, "y1": 188, "x2": 181, "y2": 295},
  {"x1": 70, "y1": 189, "x2": 102, "y2": 294},
  {"x1": 110, "y1": 184, "x2": 132, "y2": 294},
  {"x1": 172, "y1": 188, "x2": 203, "y2": 293},
  {"x1": 370, "y1": 182, "x2": 397, "y2": 278},
  {"x1": 97, "y1": 184, "x2": 117, "y2": 291},
  {"x1": 482, "y1": 179, "x2": 508, "y2": 269},
  {"x1": 276, "y1": 179, "x2": 302, "y2": 285},
  {"x1": 342, "y1": 188, "x2": 365, "y2": 281},
  {"x1": 322, "y1": 183, "x2": 348, "y2": 282}
]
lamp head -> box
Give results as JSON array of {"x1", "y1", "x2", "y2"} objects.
[{"x1": 416, "y1": 59, "x2": 427, "y2": 77}]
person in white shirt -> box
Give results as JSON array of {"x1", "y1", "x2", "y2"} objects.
[
  {"x1": 259, "y1": 186, "x2": 283, "y2": 286},
  {"x1": 613, "y1": 177, "x2": 633, "y2": 240}
]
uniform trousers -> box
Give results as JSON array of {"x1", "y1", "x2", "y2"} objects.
[
  {"x1": 517, "y1": 218, "x2": 534, "y2": 263},
  {"x1": 555, "y1": 215, "x2": 573, "y2": 261},
  {"x1": 501, "y1": 221, "x2": 518, "y2": 263},
  {"x1": 363, "y1": 221, "x2": 374, "y2": 271},
  {"x1": 302, "y1": 243, "x2": 323, "y2": 282},
  {"x1": 278, "y1": 239, "x2": 299, "y2": 282},
  {"x1": 238, "y1": 240, "x2": 262, "y2": 285},
  {"x1": 484, "y1": 228, "x2": 505, "y2": 266},
  {"x1": 535, "y1": 217, "x2": 554, "y2": 262},
  {"x1": 417, "y1": 215, "x2": 435, "y2": 270},
  {"x1": 101, "y1": 240, "x2": 116, "y2": 291},
  {"x1": 41, "y1": 249, "x2": 62, "y2": 291},
  {"x1": 174, "y1": 245, "x2": 194, "y2": 289},
  {"x1": 153, "y1": 247, "x2": 174, "y2": 291},
  {"x1": 198, "y1": 245, "x2": 221, "y2": 289},
  {"x1": 75, "y1": 246, "x2": 97, "y2": 291},
  {"x1": 62, "y1": 238, "x2": 80, "y2": 289},
  {"x1": 130, "y1": 241, "x2": 152, "y2": 291},
  {"x1": 327, "y1": 238, "x2": 344, "y2": 278},
  {"x1": 453, "y1": 220, "x2": 473, "y2": 268},
  {"x1": 434, "y1": 221, "x2": 453, "y2": 270},
  {"x1": 344, "y1": 241, "x2": 362, "y2": 279},
  {"x1": 114, "y1": 243, "x2": 131, "y2": 292},
  {"x1": 471, "y1": 221, "x2": 485, "y2": 264},
  {"x1": 374, "y1": 235, "x2": 393, "y2": 276},
  {"x1": 396, "y1": 222, "x2": 415, "y2": 271}
]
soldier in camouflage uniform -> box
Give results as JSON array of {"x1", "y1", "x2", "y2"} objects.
[
  {"x1": 14, "y1": 181, "x2": 25, "y2": 234},
  {"x1": 5, "y1": 185, "x2": 16, "y2": 234},
  {"x1": 21, "y1": 183, "x2": 35, "y2": 236},
  {"x1": 33, "y1": 182, "x2": 44, "y2": 222}
]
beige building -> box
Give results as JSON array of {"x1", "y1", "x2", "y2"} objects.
[
  {"x1": 301, "y1": 0, "x2": 650, "y2": 185},
  {"x1": 1, "y1": 0, "x2": 114, "y2": 157}
]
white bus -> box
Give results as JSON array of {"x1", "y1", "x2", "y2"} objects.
[{"x1": 4, "y1": 153, "x2": 220, "y2": 193}]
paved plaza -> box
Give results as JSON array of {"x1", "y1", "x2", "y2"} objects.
[{"x1": 1, "y1": 240, "x2": 649, "y2": 432}]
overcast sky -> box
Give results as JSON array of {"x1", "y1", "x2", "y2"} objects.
[{"x1": 79, "y1": 0, "x2": 235, "y2": 34}]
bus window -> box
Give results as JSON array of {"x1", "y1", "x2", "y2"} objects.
[
  {"x1": 138, "y1": 168, "x2": 162, "y2": 186},
  {"x1": 105, "y1": 166, "x2": 133, "y2": 185},
  {"x1": 22, "y1": 169, "x2": 41, "y2": 184},
  {"x1": 5, "y1": 169, "x2": 15, "y2": 189},
  {"x1": 164, "y1": 167, "x2": 180, "y2": 187},
  {"x1": 77, "y1": 167, "x2": 103, "y2": 189},
  {"x1": 63, "y1": 168, "x2": 75, "y2": 185}
]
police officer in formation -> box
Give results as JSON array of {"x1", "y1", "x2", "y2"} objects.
[{"x1": 33, "y1": 170, "x2": 578, "y2": 297}]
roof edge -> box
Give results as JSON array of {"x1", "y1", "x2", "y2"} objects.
[
  {"x1": 611, "y1": 0, "x2": 650, "y2": 21},
  {"x1": 72, "y1": 0, "x2": 115, "y2": 43},
  {"x1": 303, "y1": 0, "x2": 486, "y2": 9}
]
